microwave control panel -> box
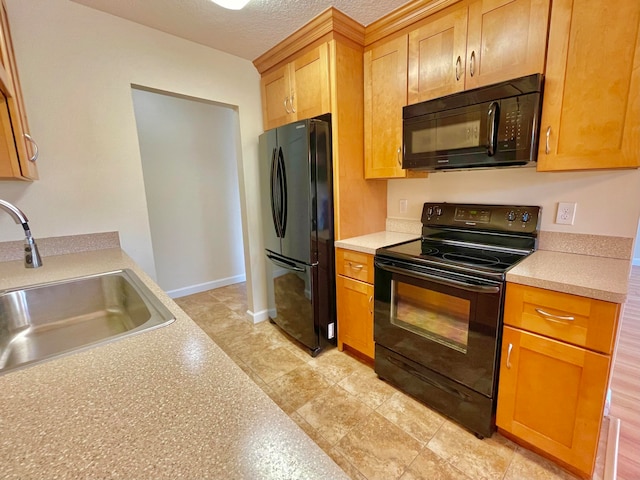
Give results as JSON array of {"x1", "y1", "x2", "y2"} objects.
[{"x1": 497, "y1": 95, "x2": 536, "y2": 152}]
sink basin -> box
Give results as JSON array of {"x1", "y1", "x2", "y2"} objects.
[{"x1": 0, "y1": 269, "x2": 175, "y2": 375}]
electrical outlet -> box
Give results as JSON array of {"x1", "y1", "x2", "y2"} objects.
[
  {"x1": 399, "y1": 199, "x2": 408, "y2": 214},
  {"x1": 555, "y1": 202, "x2": 577, "y2": 225}
]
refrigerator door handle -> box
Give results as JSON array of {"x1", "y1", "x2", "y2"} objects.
[
  {"x1": 277, "y1": 146, "x2": 288, "y2": 237},
  {"x1": 266, "y1": 251, "x2": 306, "y2": 272},
  {"x1": 270, "y1": 147, "x2": 282, "y2": 238}
]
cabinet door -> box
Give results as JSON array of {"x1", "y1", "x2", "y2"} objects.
[
  {"x1": 336, "y1": 275, "x2": 374, "y2": 359},
  {"x1": 497, "y1": 326, "x2": 610, "y2": 477},
  {"x1": 260, "y1": 64, "x2": 292, "y2": 131},
  {"x1": 290, "y1": 44, "x2": 331, "y2": 122},
  {"x1": 364, "y1": 35, "x2": 408, "y2": 179},
  {"x1": 408, "y1": 8, "x2": 468, "y2": 104},
  {"x1": 537, "y1": 0, "x2": 640, "y2": 171},
  {"x1": 466, "y1": 0, "x2": 550, "y2": 89},
  {"x1": 0, "y1": 0, "x2": 37, "y2": 180}
]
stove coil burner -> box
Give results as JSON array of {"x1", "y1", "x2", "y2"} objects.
[
  {"x1": 442, "y1": 252, "x2": 501, "y2": 267},
  {"x1": 421, "y1": 246, "x2": 440, "y2": 256}
]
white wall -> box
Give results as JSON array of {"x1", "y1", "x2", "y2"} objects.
[
  {"x1": 131, "y1": 88, "x2": 245, "y2": 296},
  {"x1": 0, "y1": 0, "x2": 267, "y2": 317},
  {"x1": 388, "y1": 167, "x2": 640, "y2": 238}
]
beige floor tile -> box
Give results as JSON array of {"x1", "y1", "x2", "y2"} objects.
[
  {"x1": 192, "y1": 309, "x2": 248, "y2": 334},
  {"x1": 307, "y1": 348, "x2": 372, "y2": 384},
  {"x1": 205, "y1": 321, "x2": 255, "y2": 348},
  {"x1": 297, "y1": 385, "x2": 374, "y2": 445},
  {"x1": 268, "y1": 365, "x2": 333, "y2": 411},
  {"x1": 377, "y1": 391, "x2": 446, "y2": 445},
  {"x1": 338, "y1": 367, "x2": 397, "y2": 409},
  {"x1": 243, "y1": 346, "x2": 308, "y2": 384},
  {"x1": 400, "y1": 448, "x2": 471, "y2": 480},
  {"x1": 327, "y1": 447, "x2": 368, "y2": 480},
  {"x1": 336, "y1": 412, "x2": 422, "y2": 480},
  {"x1": 427, "y1": 421, "x2": 517, "y2": 480},
  {"x1": 504, "y1": 447, "x2": 579, "y2": 480},
  {"x1": 289, "y1": 412, "x2": 334, "y2": 453}
]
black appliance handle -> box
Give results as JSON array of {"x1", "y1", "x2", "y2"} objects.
[
  {"x1": 269, "y1": 147, "x2": 282, "y2": 238},
  {"x1": 374, "y1": 260, "x2": 500, "y2": 294},
  {"x1": 277, "y1": 147, "x2": 288, "y2": 238},
  {"x1": 266, "y1": 251, "x2": 306, "y2": 272},
  {"x1": 487, "y1": 101, "x2": 500, "y2": 156}
]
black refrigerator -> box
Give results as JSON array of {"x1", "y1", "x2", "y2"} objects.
[{"x1": 258, "y1": 117, "x2": 336, "y2": 357}]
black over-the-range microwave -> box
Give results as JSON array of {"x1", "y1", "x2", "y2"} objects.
[{"x1": 402, "y1": 73, "x2": 544, "y2": 171}]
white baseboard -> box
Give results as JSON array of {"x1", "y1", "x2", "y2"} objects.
[
  {"x1": 167, "y1": 274, "x2": 246, "y2": 299},
  {"x1": 247, "y1": 308, "x2": 270, "y2": 324}
]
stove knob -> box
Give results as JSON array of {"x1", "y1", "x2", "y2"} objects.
[
  {"x1": 435, "y1": 206, "x2": 442, "y2": 216},
  {"x1": 427, "y1": 206, "x2": 433, "y2": 216},
  {"x1": 507, "y1": 211, "x2": 516, "y2": 222},
  {"x1": 522, "y1": 212, "x2": 531, "y2": 223}
]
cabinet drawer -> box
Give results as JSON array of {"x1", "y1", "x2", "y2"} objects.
[
  {"x1": 336, "y1": 248, "x2": 374, "y2": 284},
  {"x1": 504, "y1": 283, "x2": 620, "y2": 354}
]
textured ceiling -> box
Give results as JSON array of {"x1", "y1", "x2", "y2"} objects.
[{"x1": 70, "y1": 0, "x2": 412, "y2": 61}]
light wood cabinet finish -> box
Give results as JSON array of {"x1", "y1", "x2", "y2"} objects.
[
  {"x1": 504, "y1": 282, "x2": 620, "y2": 354},
  {"x1": 260, "y1": 44, "x2": 330, "y2": 131},
  {"x1": 498, "y1": 283, "x2": 619, "y2": 477},
  {"x1": 336, "y1": 248, "x2": 375, "y2": 359},
  {"x1": 0, "y1": 0, "x2": 37, "y2": 181},
  {"x1": 537, "y1": 0, "x2": 640, "y2": 171},
  {"x1": 364, "y1": 35, "x2": 408, "y2": 179}
]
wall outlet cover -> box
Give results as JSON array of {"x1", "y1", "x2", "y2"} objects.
[{"x1": 556, "y1": 202, "x2": 577, "y2": 225}]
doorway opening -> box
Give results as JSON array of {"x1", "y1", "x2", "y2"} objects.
[{"x1": 131, "y1": 86, "x2": 245, "y2": 298}]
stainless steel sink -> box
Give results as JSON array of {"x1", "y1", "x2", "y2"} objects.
[{"x1": 0, "y1": 269, "x2": 175, "y2": 375}]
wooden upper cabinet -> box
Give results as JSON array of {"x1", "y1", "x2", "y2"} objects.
[
  {"x1": 465, "y1": 0, "x2": 550, "y2": 89},
  {"x1": 537, "y1": 0, "x2": 640, "y2": 171},
  {"x1": 408, "y1": 8, "x2": 468, "y2": 103},
  {"x1": 0, "y1": 0, "x2": 38, "y2": 181},
  {"x1": 259, "y1": 43, "x2": 331, "y2": 131},
  {"x1": 289, "y1": 45, "x2": 331, "y2": 123},
  {"x1": 365, "y1": 35, "x2": 408, "y2": 178}
]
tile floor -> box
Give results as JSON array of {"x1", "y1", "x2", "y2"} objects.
[{"x1": 174, "y1": 283, "x2": 582, "y2": 480}]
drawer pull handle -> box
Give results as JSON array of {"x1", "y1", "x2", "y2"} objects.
[
  {"x1": 348, "y1": 262, "x2": 364, "y2": 270},
  {"x1": 535, "y1": 308, "x2": 575, "y2": 322},
  {"x1": 506, "y1": 343, "x2": 513, "y2": 369},
  {"x1": 369, "y1": 295, "x2": 373, "y2": 315},
  {"x1": 545, "y1": 126, "x2": 551, "y2": 154}
]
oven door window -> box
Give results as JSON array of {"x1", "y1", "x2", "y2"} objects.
[{"x1": 391, "y1": 279, "x2": 471, "y2": 353}]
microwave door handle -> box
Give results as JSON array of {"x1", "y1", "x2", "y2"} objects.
[
  {"x1": 374, "y1": 260, "x2": 500, "y2": 294},
  {"x1": 487, "y1": 101, "x2": 499, "y2": 157}
]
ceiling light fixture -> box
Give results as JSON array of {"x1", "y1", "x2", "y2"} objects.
[{"x1": 210, "y1": 0, "x2": 250, "y2": 10}]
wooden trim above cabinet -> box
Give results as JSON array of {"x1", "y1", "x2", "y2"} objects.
[
  {"x1": 253, "y1": 7, "x2": 365, "y2": 75},
  {"x1": 364, "y1": 0, "x2": 463, "y2": 46}
]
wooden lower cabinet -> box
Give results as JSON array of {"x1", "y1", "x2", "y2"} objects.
[
  {"x1": 335, "y1": 248, "x2": 375, "y2": 359},
  {"x1": 336, "y1": 275, "x2": 374, "y2": 359},
  {"x1": 497, "y1": 283, "x2": 619, "y2": 478}
]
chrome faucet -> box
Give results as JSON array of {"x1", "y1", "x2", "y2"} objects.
[{"x1": 0, "y1": 199, "x2": 43, "y2": 268}]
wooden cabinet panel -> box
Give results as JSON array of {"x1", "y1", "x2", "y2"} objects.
[
  {"x1": 0, "y1": 0, "x2": 38, "y2": 181},
  {"x1": 336, "y1": 274, "x2": 375, "y2": 359},
  {"x1": 408, "y1": 8, "x2": 467, "y2": 103},
  {"x1": 259, "y1": 44, "x2": 331, "y2": 131},
  {"x1": 260, "y1": 65, "x2": 291, "y2": 131},
  {"x1": 290, "y1": 44, "x2": 331, "y2": 122},
  {"x1": 336, "y1": 248, "x2": 374, "y2": 284},
  {"x1": 497, "y1": 326, "x2": 611, "y2": 477},
  {"x1": 504, "y1": 283, "x2": 620, "y2": 354},
  {"x1": 465, "y1": 0, "x2": 550, "y2": 89},
  {"x1": 537, "y1": 0, "x2": 640, "y2": 171},
  {"x1": 364, "y1": 35, "x2": 408, "y2": 179}
]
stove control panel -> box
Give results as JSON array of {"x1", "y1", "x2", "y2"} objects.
[{"x1": 421, "y1": 203, "x2": 541, "y2": 234}]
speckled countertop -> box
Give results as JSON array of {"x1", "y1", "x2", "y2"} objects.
[
  {"x1": 334, "y1": 231, "x2": 419, "y2": 255},
  {"x1": 0, "y1": 249, "x2": 348, "y2": 479},
  {"x1": 506, "y1": 250, "x2": 630, "y2": 303}
]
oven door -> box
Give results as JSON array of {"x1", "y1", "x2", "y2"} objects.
[{"x1": 374, "y1": 257, "x2": 504, "y2": 397}]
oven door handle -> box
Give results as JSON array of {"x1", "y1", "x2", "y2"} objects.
[{"x1": 374, "y1": 260, "x2": 500, "y2": 294}]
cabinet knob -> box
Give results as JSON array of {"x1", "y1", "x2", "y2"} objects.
[
  {"x1": 24, "y1": 134, "x2": 39, "y2": 162},
  {"x1": 545, "y1": 126, "x2": 551, "y2": 155},
  {"x1": 455, "y1": 56, "x2": 462, "y2": 81},
  {"x1": 506, "y1": 343, "x2": 513, "y2": 368},
  {"x1": 469, "y1": 51, "x2": 476, "y2": 77}
]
